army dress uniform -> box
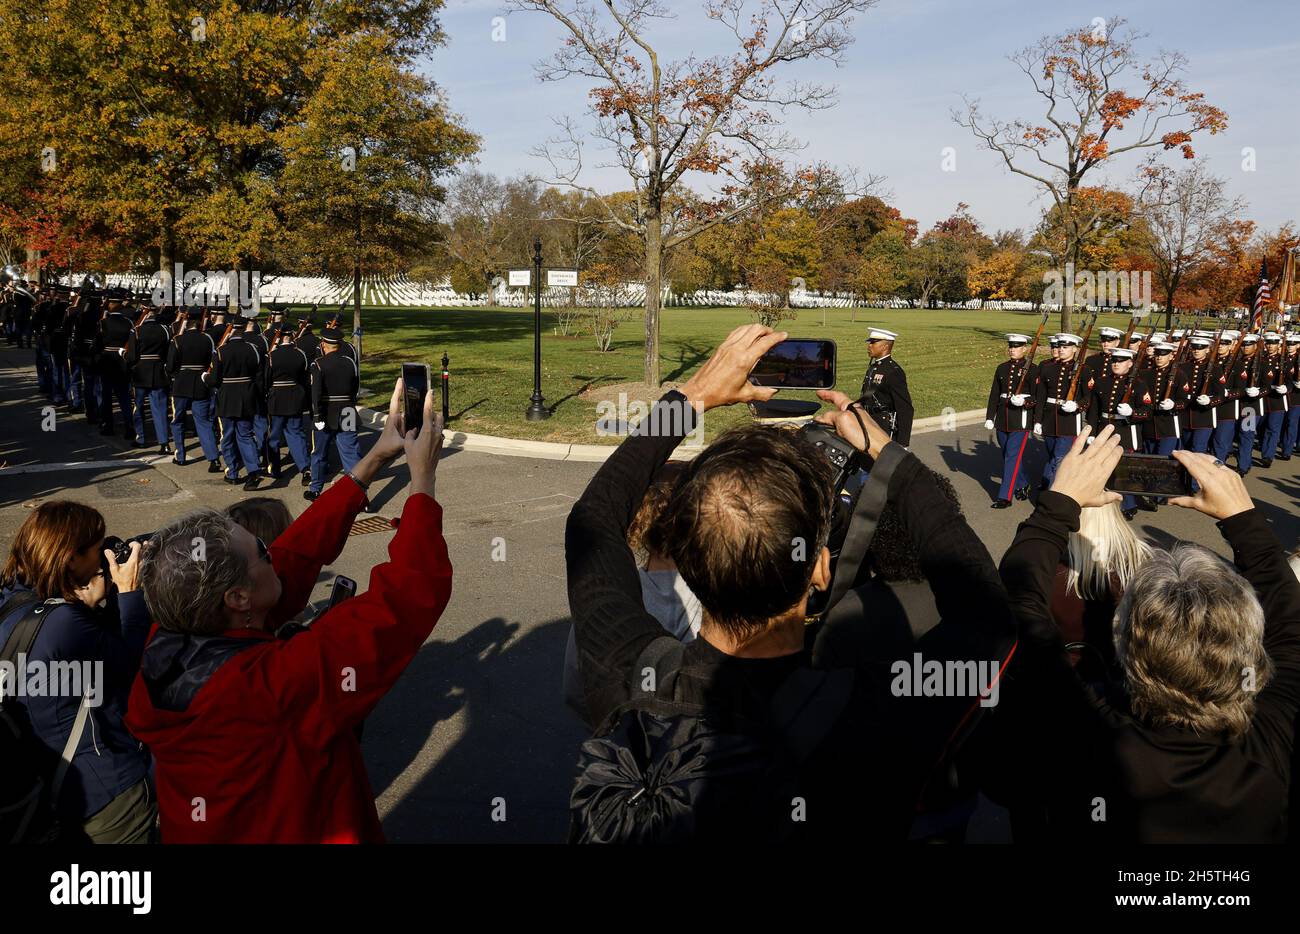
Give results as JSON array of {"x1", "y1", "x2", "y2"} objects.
[
  {"x1": 70, "y1": 299, "x2": 102, "y2": 418},
  {"x1": 857, "y1": 328, "x2": 913, "y2": 447},
  {"x1": 1235, "y1": 336, "x2": 1266, "y2": 475},
  {"x1": 127, "y1": 313, "x2": 173, "y2": 451},
  {"x1": 266, "y1": 330, "x2": 313, "y2": 481},
  {"x1": 1033, "y1": 334, "x2": 1090, "y2": 487},
  {"x1": 210, "y1": 329, "x2": 265, "y2": 486},
  {"x1": 243, "y1": 320, "x2": 272, "y2": 453},
  {"x1": 167, "y1": 314, "x2": 221, "y2": 468},
  {"x1": 1139, "y1": 348, "x2": 1188, "y2": 457},
  {"x1": 1280, "y1": 336, "x2": 1300, "y2": 459},
  {"x1": 1259, "y1": 336, "x2": 1293, "y2": 465},
  {"x1": 983, "y1": 333, "x2": 1038, "y2": 505},
  {"x1": 307, "y1": 328, "x2": 362, "y2": 498},
  {"x1": 97, "y1": 301, "x2": 137, "y2": 440}
]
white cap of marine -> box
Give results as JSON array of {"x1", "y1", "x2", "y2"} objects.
[
  {"x1": 1006, "y1": 333, "x2": 1031, "y2": 344},
  {"x1": 867, "y1": 328, "x2": 898, "y2": 342},
  {"x1": 1110, "y1": 347, "x2": 1137, "y2": 360},
  {"x1": 1055, "y1": 333, "x2": 1083, "y2": 346}
]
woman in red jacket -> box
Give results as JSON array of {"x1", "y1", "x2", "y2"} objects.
[{"x1": 127, "y1": 380, "x2": 451, "y2": 843}]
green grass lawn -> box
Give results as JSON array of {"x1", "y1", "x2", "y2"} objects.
[{"x1": 352, "y1": 305, "x2": 1145, "y2": 444}]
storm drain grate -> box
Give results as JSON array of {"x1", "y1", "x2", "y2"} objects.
[{"x1": 349, "y1": 515, "x2": 394, "y2": 536}]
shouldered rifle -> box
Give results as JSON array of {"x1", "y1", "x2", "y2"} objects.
[
  {"x1": 1014, "y1": 310, "x2": 1051, "y2": 394},
  {"x1": 1121, "y1": 312, "x2": 1140, "y2": 348},
  {"x1": 1065, "y1": 310, "x2": 1099, "y2": 402},
  {"x1": 1200, "y1": 327, "x2": 1225, "y2": 396}
]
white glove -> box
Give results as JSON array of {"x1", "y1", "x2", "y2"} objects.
[
  {"x1": 1117, "y1": 403, "x2": 1134, "y2": 417},
  {"x1": 1060, "y1": 400, "x2": 1078, "y2": 413},
  {"x1": 1246, "y1": 387, "x2": 1261, "y2": 397},
  {"x1": 984, "y1": 419, "x2": 994, "y2": 431},
  {"x1": 1010, "y1": 394, "x2": 1027, "y2": 407},
  {"x1": 116, "y1": 347, "x2": 126, "y2": 357},
  {"x1": 1195, "y1": 394, "x2": 1211, "y2": 407},
  {"x1": 314, "y1": 421, "x2": 326, "y2": 431},
  {"x1": 1033, "y1": 423, "x2": 1042, "y2": 436},
  {"x1": 1159, "y1": 398, "x2": 1175, "y2": 411},
  {"x1": 1275, "y1": 384, "x2": 1289, "y2": 395}
]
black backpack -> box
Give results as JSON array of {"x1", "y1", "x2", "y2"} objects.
[
  {"x1": 0, "y1": 591, "x2": 85, "y2": 844},
  {"x1": 569, "y1": 636, "x2": 854, "y2": 843}
]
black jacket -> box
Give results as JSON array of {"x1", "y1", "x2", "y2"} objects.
[
  {"x1": 127, "y1": 317, "x2": 172, "y2": 389},
  {"x1": 210, "y1": 333, "x2": 263, "y2": 419},
  {"x1": 1139, "y1": 363, "x2": 1188, "y2": 441},
  {"x1": 1034, "y1": 358, "x2": 1091, "y2": 437},
  {"x1": 985, "y1": 359, "x2": 1038, "y2": 432},
  {"x1": 996, "y1": 493, "x2": 1300, "y2": 842},
  {"x1": 310, "y1": 351, "x2": 359, "y2": 430},
  {"x1": 168, "y1": 328, "x2": 216, "y2": 400},
  {"x1": 267, "y1": 344, "x2": 311, "y2": 416},
  {"x1": 858, "y1": 355, "x2": 913, "y2": 446},
  {"x1": 565, "y1": 392, "x2": 1017, "y2": 841},
  {"x1": 1086, "y1": 372, "x2": 1152, "y2": 451}
]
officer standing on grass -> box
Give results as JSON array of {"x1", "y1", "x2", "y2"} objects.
[{"x1": 858, "y1": 327, "x2": 913, "y2": 447}]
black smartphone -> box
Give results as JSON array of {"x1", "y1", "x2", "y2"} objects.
[
  {"x1": 328, "y1": 575, "x2": 358, "y2": 608},
  {"x1": 749, "y1": 339, "x2": 836, "y2": 389},
  {"x1": 1107, "y1": 453, "x2": 1193, "y2": 497},
  {"x1": 401, "y1": 362, "x2": 429, "y2": 432}
]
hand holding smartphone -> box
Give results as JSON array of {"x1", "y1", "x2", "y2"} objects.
[
  {"x1": 1107, "y1": 453, "x2": 1194, "y2": 497},
  {"x1": 749, "y1": 339, "x2": 837, "y2": 389},
  {"x1": 401, "y1": 362, "x2": 430, "y2": 433}
]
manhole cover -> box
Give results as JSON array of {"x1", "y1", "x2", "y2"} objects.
[{"x1": 349, "y1": 515, "x2": 393, "y2": 536}]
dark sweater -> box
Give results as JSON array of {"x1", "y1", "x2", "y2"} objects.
[
  {"x1": 997, "y1": 492, "x2": 1300, "y2": 842},
  {"x1": 565, "y1": 391, "x2": 1017, "y2": 841}
]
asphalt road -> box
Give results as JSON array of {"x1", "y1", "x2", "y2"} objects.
[{"x1": 3, "y1": 342, "x2": 1299, "y2": 842}]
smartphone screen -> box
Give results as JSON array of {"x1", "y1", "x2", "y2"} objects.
[
  {"x1": 750, "y1": 339, "x2": 836, "y2": 389},
  {"x1": 328, "y1": 576, "x2": 358, "y2": 608},
  {"x1": 1107, "y1": 453, "x2": 1193, "y2": 497},
  {"x1": 402, "y1": 363, "x2": 429, "y2": 432}
]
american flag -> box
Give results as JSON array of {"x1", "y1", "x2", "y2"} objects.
[{"x1": 1252, "y1": 259, "x2": 1270, "y2": 328}]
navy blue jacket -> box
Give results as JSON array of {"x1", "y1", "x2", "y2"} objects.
[{"x1": 0, "y1": 583, "x2": 152, "y2": 821}]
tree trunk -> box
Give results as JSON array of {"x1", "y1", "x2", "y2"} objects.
[
  {"x1": 159, "y1": 225, "x2": 175, "y2": 305},
  {"x1": 644, "y1": 207, "x2": 662, "y2": 387},
  {"x1": 353, "y1": 205, "x2": 363, "y2": 361}
]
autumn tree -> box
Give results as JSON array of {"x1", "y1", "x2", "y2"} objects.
[
  {"x1": 1132, "y1": 163, "x2": 1244, "y2": 327},
  {"x1": 510, "y1": 0, "x2": 880, "y2": 387},
  {"x1": 956, "y1": 17, "x2": 1227, "y2": 329}
]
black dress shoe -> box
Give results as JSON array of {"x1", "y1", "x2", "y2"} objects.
[
  {"x1": 1277, "y1": 454, "x2": 1292, "y2": 461},
  {"x1": 207, "y1": 461, "x2": 223, "y2": 474},
  {"x1": 300, "y1": 471, "x2": 311, "y2": 487},
  {"x1": 303, "y1": 490, "x2": 319, "y2": 502},
  {"x1": 1013, "y1": 487, "x2": 1028, "y2": 501},
  {"x1": 224, "y1": 474, "x2": 242, "y2": 485},
  {"x1": 991, "y1": 499, "x2": 1012, "y2": 509},
  {"x1": 243, "y1": 475, "x2": 263, "y2": 491},
  {"x1": 172, "y1": 456, "x2": 185, "y2": 466},
  {"x1": 1123, "y1": 508, "x2": 1138, "y2": 521},
  {"x1": 158, "y1": 444, "x2": 171, "y2": 456},
  {"x1": 1137, "y1": 497, "x2": 1159, "y2": 512},
  {"x1": 1261, "y1": 458, "x2": 1273, "y2": 468}
]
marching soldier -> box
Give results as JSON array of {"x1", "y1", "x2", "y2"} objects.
[
  {"x1": 306, "y1": 326, "x2": 361, "y2": 502},
  {"x1": 31, "y1": 286, "x2": 53, "y2": 398},
  {"x1": 1087, "y1": 347, "x2": 1153, "y2": 520},
  {"x1": 167, "y1": 309, "x2": 222, "y2": 471},
  {"x1": 1179, "y1": 333, "x2": 1224, "y2": 454},
  {"x1": 265, "y1": 323, "x2": 313, "y2": 485},
  {"x1": 858, "y1": 327, "x2": 913, "y2": 447},
  {"x1": 210, "y1": 314, "x2": 266, "y2": 490},
  {"x1": 1280, "y1": 333, "x2": 1300, "y2": 460},
  {"x1": 295, "y1": 315, "x2": 321, "y2": 361},
  {"x1": 1140, "y1": 340, "x2": 1188, "y2": 457},
  {"x1": 49, "y1": 288, "x2": 74, "y2": 407},
  {"x1": 1258, "y1": 332, "x2": 1292, "y2": 467},
  {"x1": 1084, "y1": 326, "x2": 1124, "y2": 383},
  {"x1": 70, "y1": 293, "x2": 101, "y2": 419},
  {"x1": 325, "y1": 310, "x2": 358, "y2": 365},
  {"x1": 127, "y1": 304, "x2": 174, "y2": 454},
  {"x1": 983, "y1": 333, "x2": 1038, "y2": 508},
  {"x1": 1210, "y1": 332, "x2": 1244, "y2": 464},
  {"x1": 1235, "y1": 334, "x2": 1265, "y2": 475},
  {"x1": 1033, "y1": 333, "x2": 1089, "y2": 487},
  {"x1": 241, "y1": 313, "x2": 271, "y2": 456},
  {"x1": 97, "y1": 293, "x2": 137, "y2": 441}
]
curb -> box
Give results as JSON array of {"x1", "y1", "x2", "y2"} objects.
[{"x1": 355, "y1": 403, "x2": 988, "y2": 463}]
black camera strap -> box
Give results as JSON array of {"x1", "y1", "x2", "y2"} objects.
[{"x1": 820, "y1": 413, "x2": 893, "y2": 618}]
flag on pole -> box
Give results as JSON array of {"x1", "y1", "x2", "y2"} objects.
[
  {"x1": 1252, "y1": 258, "x2": 1271, "y2": 328},
  {"x1": 1278, "y1": 248, "x2": 1297, "y2": 323}
]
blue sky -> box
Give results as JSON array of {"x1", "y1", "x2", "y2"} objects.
[{"x1": 422, "y1": 0, "x2": 1299, "y2": 236}]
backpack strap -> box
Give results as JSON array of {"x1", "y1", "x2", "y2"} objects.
[
  {"x1": 51, "y1": 689, "x2": 92, "y2": 802},
  {"x1": 0, "y1": 596, "x2": 65, "y2": 700},
  {"x1": 821, "y1": 440, "x2": 902, "y2": 616},
  {"x1": 769, "y1": 667, "x2": 855, "y2": 764}
]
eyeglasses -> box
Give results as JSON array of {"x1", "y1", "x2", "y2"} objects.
[
  {"x1": 255, "y1": 537, "x2": 272, "y2": 564},
  {"x1": 866, "y1": 338, "x2": 886, "y2": 344}
]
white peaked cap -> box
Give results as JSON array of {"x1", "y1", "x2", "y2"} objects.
[{"x1": 867, "y1": 328, "x2": 898, "y2": 341}]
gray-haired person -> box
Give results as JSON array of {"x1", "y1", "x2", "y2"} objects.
[{"x1": 996, "y1": 426, "x2": 1300, "y2": 842}]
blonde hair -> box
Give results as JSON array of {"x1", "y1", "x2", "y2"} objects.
[
  {"x1": 1115, "y1": 545, "x2": 1271, "y2": 740},
  {"x1": 1066, "y1": 502, "x2": 1153, "y2": 600}
]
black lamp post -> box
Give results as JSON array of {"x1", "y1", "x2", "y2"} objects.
[{"x1": 525, "y1": 236, "x2": 549, "y2": 420}]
